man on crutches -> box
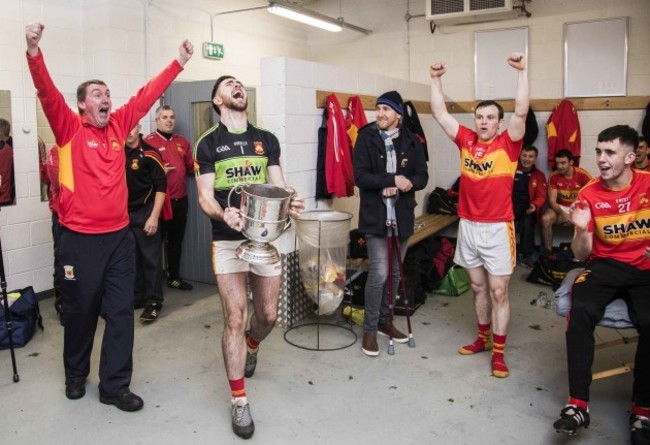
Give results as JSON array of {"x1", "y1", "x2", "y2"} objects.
[{"x1": 353, "y1": 91, "x2": 429, "y2": 357}]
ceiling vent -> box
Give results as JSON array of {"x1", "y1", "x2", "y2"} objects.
[{"x1": 426, "y1": 0, "x2": 517, "y2": 25}]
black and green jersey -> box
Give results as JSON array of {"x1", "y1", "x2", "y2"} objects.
[{"x1": 194, "y1": 122, "x2": 281, "y2": 240}]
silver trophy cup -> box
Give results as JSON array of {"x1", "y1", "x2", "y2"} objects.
[{"x1": 227, "y1": 183, "x2": 294, "y2": 264}]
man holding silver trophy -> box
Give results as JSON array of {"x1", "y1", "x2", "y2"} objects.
[{"x1": 194, "y1": 75, "x2": 304, "y2": 440}]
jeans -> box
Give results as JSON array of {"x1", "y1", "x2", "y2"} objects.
[{"x1": 363, "y1": 234, "x2": 408, "y2": 333}]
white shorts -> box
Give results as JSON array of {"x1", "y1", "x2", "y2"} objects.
[
  {"x1": 454, "y1": 219, "x2": 516, "y2": 276},
  {"x1": 211, "y1": 240, "x2": 281, "y2": 277}
]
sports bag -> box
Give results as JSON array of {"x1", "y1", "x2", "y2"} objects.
[
  {"x1": 434, "y1": 265, "x2": 470, "y2": 296},
  {"x1": 427, "y1": 187, "x2": 458, "y2": 215},
  {"x1": 0, "y1": 286, "x2": 44, "y2": 349}
]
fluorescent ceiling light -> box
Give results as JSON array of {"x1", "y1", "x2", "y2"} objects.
[{"x1": 268, "y1": 2, "x2": 342, "y2": 32}]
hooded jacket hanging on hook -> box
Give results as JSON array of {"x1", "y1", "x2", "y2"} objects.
[{"x1": 325, "y1": 94, "x2": 355, "y2": 197}]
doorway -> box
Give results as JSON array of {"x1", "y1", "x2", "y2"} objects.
[{"x1": 161, "y1": 80, "x2": 257, "y2": 284}]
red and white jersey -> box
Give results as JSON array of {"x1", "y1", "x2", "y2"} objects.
[
  {"x1": 549, "y1": 167, "x2": 592, "y2": 206},
  {"x1": 580, "y1": 170, "x2": 650, "y2": 270},
  {"x1": 144, "y1": 131, "x2": 192, "y2": 199},
  {"x1": 454, "y1": 126, "x2": 522, "y2": 222}
]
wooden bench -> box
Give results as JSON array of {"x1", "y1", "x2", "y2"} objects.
[{"x1": 407, "y1": 214, "x2": 459, "y2": 248}]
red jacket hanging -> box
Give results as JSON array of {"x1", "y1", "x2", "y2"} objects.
[
  {"x1": 345, "y1": 96, "x2": 367, "y2": 148},
  {"x1": 546, "y1": 99, "x2": 581, "y2": 168},
  {"x1": 325, "y1": 94, "x2": 354, "y2": 197}
]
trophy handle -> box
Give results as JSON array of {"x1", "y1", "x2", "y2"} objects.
[
  {"x1": 227, "y1": 184, "x2": 245, "y2": 210},
  {"x1": 284, "y1": 186, "x2": 296, "y2": 230}
]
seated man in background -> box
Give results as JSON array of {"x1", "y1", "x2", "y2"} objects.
[
  {"x1": 541, "y1": 149, "x2": 591, "y2": 257},
  {"x1": 512, "y1": 145, "x2": 546, "y2": 268},
  {"x1": 553, "y1": 125, "x2": 650, "y2": 444},
  {"x1": 634, "y1": 136, "x2": 649, "y2": 171}
]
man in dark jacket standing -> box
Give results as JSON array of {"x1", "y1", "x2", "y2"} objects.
[
  {"x1": 353, "y1": 91, "x2": 429, "y2": 357},
  {"x1": 512, "y1": 145, "x2": 546, "y2": 267},
  {"x1": 125, "y1": 124, "x2": 167, "y2": 322}
]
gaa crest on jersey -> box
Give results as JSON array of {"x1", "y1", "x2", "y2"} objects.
[
  {"x1": 574, "y1": 268, "x2": 590, "y2": 284},
  {"x1": 131, "y1": 159, "x2": 139, "y2": 170},
  {"x1": 640, "y1": 193, "x2": 648, "y2": 207},
  {"x1": 254, "y1": 141, "x2": 264, "y2": 155},
  {"x1": 177, "y1": 143, "x2": 184, "y2": 153},
  {"x1": 64, "y1": 265, "x2": 76, "y2": 280},
  {"x1": 400, "y1": 158, "x2": 408, "y2": 168},
  {"x1": 111, "y1": 139, "x2": 121, "y2": 151}
]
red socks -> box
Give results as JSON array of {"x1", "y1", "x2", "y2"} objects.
[
  {"x1": 246, "y1": 332, "x2": 260, "y2": 352},
  {"x1": 229, "y1": 378, "x2": 246, "y2": 400},
  {"x1": 459, "y1": 323, "x2": 492, "y2": 355},
  {"x1": 569, "y1": 397, "x2": 588, "y2": 410},
  {"x1": 491, "y1": 334, "x2": 509, "y2": 378},
  {"x1": 631, "y1": 405, "x2": 650, "y2": 418},
  {"x1": 459, "y1": 326, "x2": 509, "y2": 378}
]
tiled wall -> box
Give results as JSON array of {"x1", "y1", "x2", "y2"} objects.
[
  {"x1": 1, "y1": 0, "x2": 648, "y2": 291},
  {"x1": 0, "y1": 0, "x2": 310, "y2": 292},
  {"x1": 260, "y1": 56, "x2": 438, "y2": 247},
  {"x1": 305, "y1": 0, "x2": 649, "y2": 185}
]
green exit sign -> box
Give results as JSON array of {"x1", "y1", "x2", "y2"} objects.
[{"x1": 202, "y1": 42, "x2": 224, "y2": 60}]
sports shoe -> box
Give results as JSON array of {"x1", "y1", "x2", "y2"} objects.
[
  {"x1": 553, "y1": 405, "x2": 590, "y2": 435},
  {"x1": 167, "y1": 278, "x2": 193, "y2": 291},
  {"x1": 100, "y1": 391, "x2": 144, "y2": 412},
  {"x1": 65, "y1": 379, "x2": 86, "y2": 400},
  {"x1": 244, "y1": 350, "x2": 258, "y2": 378},
  {"x1": 139, "y1": 304, "x2": 161, "y2": 322},
  {"x1": 631, "y1": 413, "x2": 650, "y2": 445},
  {"x1": 377, "y1": 323, "x2": 408, "y2": 344},
  {"x1": 361, "y1": 332, "x2": 379, "y2": 357},
  {"x1": 231, "y1": 397, "x2": 255, "y2": 439}
]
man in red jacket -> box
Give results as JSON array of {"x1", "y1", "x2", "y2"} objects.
[
  {"x1": 512, "y1": 146, "x2": 546, "y2": 268},
  {"x1": 26, "y1": 21, "x2": 193, "y2": 411},
  {"x1": 144, "y1": 105, "x2": 194, "y2": 291}
]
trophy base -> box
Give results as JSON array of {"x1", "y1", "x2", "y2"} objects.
[{"x1": 235, "y1": 240, "x2": 280, "y2": 264}]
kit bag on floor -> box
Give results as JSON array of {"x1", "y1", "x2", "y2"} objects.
[
  {"x1": 0, "y1": 286, "x2": 44, "y2": 349},
  {"x1": 427, "y1": 187, "x2": 458, "y2": 215},
  {"x1": 345, "y1": 270, "x2": 367, "y2": 306},
  {"x1": 526, "y1": 248, "x2": 585, "y2": 290},
  {"x1": 434, "y1": 265, "x2": 470, "y2": 296}
]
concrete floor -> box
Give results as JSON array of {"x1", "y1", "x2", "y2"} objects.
[{"x1": 0, "y1": 266, "x2": 638, "y2": 445}]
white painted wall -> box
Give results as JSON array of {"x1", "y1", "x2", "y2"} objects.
[
  {"x1": 307, "y1": 0, "x2": 650, "y2": 185},
  {"x1": 0, "y1": 0, "x2": 311, "y2": 292},
  {"x1": 1, "y1": 0, "x2": 649, "y2": 291},
  {"x1": 260, "y1": 56, "x2": 436, "y2": 239}
]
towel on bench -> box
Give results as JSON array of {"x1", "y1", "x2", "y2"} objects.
[{"x1": 554, "y1": 268, "x2": 634, "y2": 329}]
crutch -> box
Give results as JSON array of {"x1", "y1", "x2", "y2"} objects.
[
  {"x1": 384, "y1": 195, "x2": 415, "y2": 356},
  {"x1": 0, "y1": 231, "x2": 20, "y2": 382}
]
